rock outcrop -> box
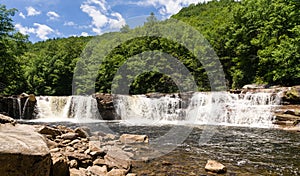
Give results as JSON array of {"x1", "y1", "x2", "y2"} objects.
[{"x1": 0, "y1": 122, "x2": 51, "y2": 176}]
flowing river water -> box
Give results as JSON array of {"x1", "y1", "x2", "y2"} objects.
[{"x1": 20, "y1": 92, "x2": 300, "y2": 175}]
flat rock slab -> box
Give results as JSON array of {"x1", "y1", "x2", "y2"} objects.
[{"x1": 0, "y1": 124, "x2": 51, "y2": 176}]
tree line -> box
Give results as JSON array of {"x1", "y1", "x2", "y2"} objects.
[{"x1": 1, "y1": 0, "x2": 299, "y2": 95}]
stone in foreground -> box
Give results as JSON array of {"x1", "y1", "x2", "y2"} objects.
[
  {"x1": 0, "y1": 124, "x2": 51, "y2": 176},
  {"x1": 119, "y1": 134, "x2": 149, "y2": 144},
  {"x1": 205, "y1": 160, "x2": 227, "y2": 174}
]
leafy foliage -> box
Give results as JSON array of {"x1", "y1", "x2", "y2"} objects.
[{"x1": 1, "y1": 0, "x2": 300, "y2": 95}]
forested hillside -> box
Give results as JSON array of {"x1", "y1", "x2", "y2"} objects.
[{"x1": 1, "y1": 0, "x2": 299, "y2": 95}]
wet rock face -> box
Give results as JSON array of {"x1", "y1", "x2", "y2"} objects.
[
  {"x1": 0, "y1": 95, "x2": 36, "y2": 120},
  {"x1": 94, "y1": 93, "x2": 121, "y2": 120},
  {"x1": 0, "y1": 123, "x2": 51, "y2": 176}
]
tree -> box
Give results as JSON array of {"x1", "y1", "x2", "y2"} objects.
[
  {"x1": 120, "y1": 24, "x2": 130, "y2": 33},
  {"x1": 0, "y1": 4, "x2": 29, "y2": 95}
]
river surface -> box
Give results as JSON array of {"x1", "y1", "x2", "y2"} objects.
[{"x1": 23, "y1": 121, "x2": 300, "y2": 176}]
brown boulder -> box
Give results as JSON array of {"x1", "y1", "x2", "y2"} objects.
[
  {"x1": 0, "y1": 124, "x2": 51, "y2": 176},
  {"x1": 205, "y1": 160, "x2": 227, "y2": 174},
  {"x1": 0, "y1": 114, "x2": 16, "y2": 125},
  {"x1": 37, "y1": 125, "x2": 61, "y2": 137},
  {"x1": 87, "y1": 165, "x2": 107, "y2": 175},
  {"x1": 52, "y1": 154, "x2": 70, "y2": 176},
  {"x1": 106, "y1": 168, "x2": 127, "y2": 176},
  {"x1": 104, "y1": 147, "x2": 131, "y2": 170},
  {"x1": 120, "y1": 134, "x2": 149, "y2": 144}
]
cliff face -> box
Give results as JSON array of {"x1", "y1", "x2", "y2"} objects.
[{"x1": 0, "y1": 95, "x2": 36, "y2": 119}]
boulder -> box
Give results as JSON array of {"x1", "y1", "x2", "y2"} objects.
[
  {"x1": 205, "y1": 160, "x2": 227, "y2": 174},
  {"x1": 87, "y1": 165, "x2": 107, "y2": 175},
  {"x1": 37, "y1": 125, "x2": 61, "y2": 137},
  {"x1": 120, "y1": 134, "x2": 149, "y2": 144},
  {"x1": 61, "y1": 132, "x2": 78, "y2": 140},
  {"x1": 93, "y1": 158, "x2": 106, "y2": 166},
  {"x1": 75, "y1": 127, "x2": 90, "y2": 138},
  {"x1": 52, "y1": 154, "x2": 70, "y2": 176},
  {"x1": 0, "y1": 124, "x2": 51, "y2": 176},
  {"x1": 0, "y1": 114, "x2": 16, "y2": 125},
  {"x1": 106, "y1": 168, "x2": 127, "y2": 176},
  {"x1": 104, "y1": 147, "x2": 131, "y2": 170},
  {"x1": 70, "y1": 168, "x2": 87, "y2": 176}
]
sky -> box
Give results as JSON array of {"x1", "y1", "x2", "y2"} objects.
[{"x1": 2, "y1": 0, "x2": 208, "y2": 42}]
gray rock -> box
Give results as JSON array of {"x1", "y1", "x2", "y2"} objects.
[{"x1": 0, "y1": 124, "x2": 51, "y2": 176}]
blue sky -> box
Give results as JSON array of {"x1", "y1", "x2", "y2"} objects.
[{"x1": 2, "y1": 0, "x2": 208, "y2": 42}]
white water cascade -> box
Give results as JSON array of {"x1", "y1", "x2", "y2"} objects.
[
  {"x1": 115, "y1": 92, "x2": 281, "y2": 127},
  {"x1": 35, "y1": 96, "x2": 99, "y2": 122}
]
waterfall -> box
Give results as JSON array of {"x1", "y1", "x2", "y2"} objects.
[
  {"x1": 33, "y1": 92, "x2": 280, "y2": 127},
  {"x1": 35, "y1": 95, "x2": 99, "y2": 122},
  {"x1": 17, "y1": 98, "x2": 22, "y2": 119},
  {"x1": 115, "y1": 94, "x2": 183, "y2": 125},
  {"x1": 20, "y1": 98, "x2": 29, "y2": 119},
  {"x1": 115, "y1": 92, "x2": 280, "y2": 127}
]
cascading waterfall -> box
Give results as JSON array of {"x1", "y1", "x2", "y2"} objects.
[
  {"x1": 33, "y1": 92, "x2": 280, "y2": 127},
  {"x1": 36, "y1": 96, "x2": 71, "y2": 119},
  {"x1": 35, "y1": 95, "x2": 99, "y2": 121},
  {"x1": 115, "y1": 94, "x2": 183, "y2": 125},
  {"x1": 115, "y1": 92, "x2": 281, "y2": 127}
]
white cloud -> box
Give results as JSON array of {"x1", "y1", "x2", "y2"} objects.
[
  {"x1": 109, "y1": 12, "x2": 126, "y2": 29},
  {"x1": 33, "y1": 23, "x2": 54, "y2": 40},
  {"x1": 19, "y1": 12, "x2": 26, "y2": 19},
  {"x1": 47, "y1": 11, "x2": 60, "y2": 20},
  {"x1": 15, "y1": 23, "x2": 35, "y2": 35},
  {"x1": 137, "y1": 0, "x2": 207, "y2": 17},
  {"x1": 64, "y1": 21, "x2": 76, "y2": 26},
  {"x1": 80, "y1": 0, "x2": 126, "y2": 34},
  {"x1": 81, "y1": 32, "x2": 89, "y2": 36},
  {"x1": 26, "y1": 6, "x2": 41, "y2": 16},
  {"x1": 15, "y1": 23, "x2": 55, "y2": 40}
]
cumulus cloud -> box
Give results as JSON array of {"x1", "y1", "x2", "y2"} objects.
[
  {"x1": 137, "y1": 0, "x2": 206, "y2": 17},
  {"x1": 80, "y1": 0, "x2": 126, "y2": 34},
  {"x1": 15, "y1": 23, "x2": 55, "y2": 40},
  {"x1": 47, "y1": 11, "x2": 60, "y2": 20},
  {"x1": 81, "y1": 32, "x2": 89, "y2": 36},
  {"x1": 34, "y1": 23, "x2": 54, "y2": 40},
  {"x1": 15, "y1": 24, "x2": 35, "y2": 35},
  {"x1": 26, "y1": 6, "x2": 41, "y2": 16},
  {"x1": 19, "y1": 12, "x2": 26, "y2": 19}
]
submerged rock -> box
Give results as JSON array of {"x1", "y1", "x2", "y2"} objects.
[
  {"x1": 205, "y1": 160, "x2": 227, "y2": 174},
  {"x1": 0, "y1": 124, "x2": 51, "y2": 176}
]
